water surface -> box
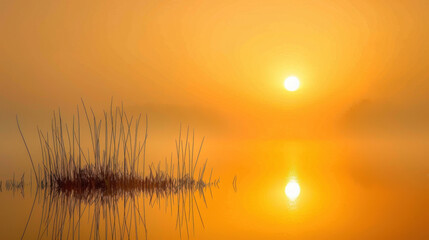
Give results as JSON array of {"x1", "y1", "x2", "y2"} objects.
[{"x1": 1, "y1": 139, "x2": 428, "y2": 239}]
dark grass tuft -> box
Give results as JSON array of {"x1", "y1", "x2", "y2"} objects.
[{"x1": 17, "y1": 99, "x2": 219, "y2": 197}]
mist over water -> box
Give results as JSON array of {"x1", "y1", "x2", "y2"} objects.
[{"x1": 2, "y1": 0, "x2": 429, "y2": 239}]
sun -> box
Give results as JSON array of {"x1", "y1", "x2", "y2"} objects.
[
  {"x1": 284, "y1": 76, "x2": 300, "y2": 91},
  {"x1": 285, "y1": 180, "x2": 300, "y2": 201}
]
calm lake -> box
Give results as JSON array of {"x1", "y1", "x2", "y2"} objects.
[{"x1": 1, "y1": 139, "x2": 428, "y2": 239}]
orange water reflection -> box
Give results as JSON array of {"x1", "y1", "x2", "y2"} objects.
[{"x1": 1, "y1": 139, "x2": 429, "y2": 239}]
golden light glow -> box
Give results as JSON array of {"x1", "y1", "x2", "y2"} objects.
[
  {"x1": 285, "y1": 180, "x2": 300, "y2": 201},
  {"x1": 284, "y1": 76, "x2": 300, "y2": 92}
]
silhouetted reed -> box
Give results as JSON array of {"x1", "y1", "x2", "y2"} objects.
[
  {"x1": 5, "y1": 173, "x2": 25, "y2": 189},
  {"x1": 1, "y1": 173, "x2": 26, "y2": 197},
  {"x1": 17, "y1": 99, "x2": 219, "y2": 198}
]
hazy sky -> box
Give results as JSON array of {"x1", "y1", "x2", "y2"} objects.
[
  {"x1": 1, "y1": 0, "x2": 429, "y2": 146},
  {"x1": 1, "y1": 3, "x2": 429, "y2": 236}
]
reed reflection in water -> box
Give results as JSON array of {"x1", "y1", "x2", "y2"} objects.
[{"x1": 22, "y1": 180, "x2": 218, "y2": 240}]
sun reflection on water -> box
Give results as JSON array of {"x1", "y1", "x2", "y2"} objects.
[{"x1": 285, "y1": 179, "x2": 300, "y2": 201}]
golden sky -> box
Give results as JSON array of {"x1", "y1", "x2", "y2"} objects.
[{"x1": 1, "y1": 0, "x2": 429, "y2": 142}]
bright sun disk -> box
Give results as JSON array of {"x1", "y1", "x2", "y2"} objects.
[
  {"x1": 284, "y1": 76, "x2": 300, "y2": 91},
  {"x1": 285, "y1": 180, "x2": 300, "y2": 201}
]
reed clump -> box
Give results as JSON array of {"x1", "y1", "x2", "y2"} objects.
[{"x1": 17, "y1": 99, "x2": 218, "y2": 196}]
